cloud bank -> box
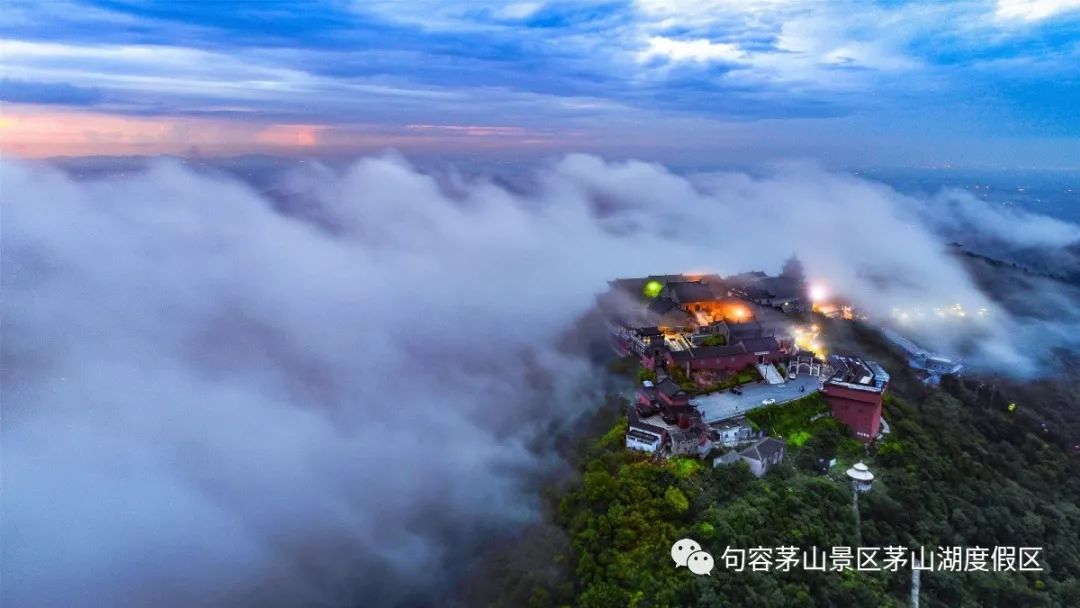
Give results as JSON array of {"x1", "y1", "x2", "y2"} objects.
[{"x1": 3, "y1": 154, "x2": 1077, "y2": 607}]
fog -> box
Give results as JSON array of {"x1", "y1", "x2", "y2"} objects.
[{"x1": 3, "y1": 154, "x2": 1077, "y2": 607}]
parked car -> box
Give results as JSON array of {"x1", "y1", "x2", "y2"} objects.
[
  {"x1": 761, "y1": 398, "x2": 777, "y2": 405},
  {"x1": 788, "y1": 372, "x2": 796, "y2": 380},
  {"x1": 730, "y1": 387, "x2": 743, "y2": 395}
]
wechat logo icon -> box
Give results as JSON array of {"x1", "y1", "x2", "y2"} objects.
[{"x1": 671, "y1": 538, "x2": 715, "y2": 576}]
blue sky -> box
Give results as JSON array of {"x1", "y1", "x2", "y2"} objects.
[{"x1": 2, "y1": 0, "x2": 1080, "y2": 167}]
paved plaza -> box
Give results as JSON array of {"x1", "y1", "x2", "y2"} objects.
[{"x1": 690, "y1": 375, "x2": 821, "y2": 423}]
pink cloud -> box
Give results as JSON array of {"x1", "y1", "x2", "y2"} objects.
[{"x1": 1, "y1": 104, "x2": 585, "y2": 158}]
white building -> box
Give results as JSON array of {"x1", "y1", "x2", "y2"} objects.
[
  {"x1": 626, "y1": 428, "x2": 663, "y2": 453},
  {"x1": 626, "y1": 406, "x2": 670, "y2": 454},
  {"x1": 712, "y1": 418, "x2": 756, "y2": 447}
]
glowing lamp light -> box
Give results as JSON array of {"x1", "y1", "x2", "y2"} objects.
[
  {"x1": 643, "y1": 280, "x2": 663, "y2": 298},
  {"x1": 809, "y1": 284, "x2": 827, "y2": 302}
]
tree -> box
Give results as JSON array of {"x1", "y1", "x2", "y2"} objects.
[
  {"x1": 781, "y1": 254, "x2": 806, "y2": 284},
  {"x1": 665, "y1": 486, "x2": 690, "y2": 513},
  {"x1": 700, "y1": 334, "x2": 727, "y2": 347}
]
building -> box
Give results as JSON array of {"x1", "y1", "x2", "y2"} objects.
[
  {"x1": 629, "y1": 326, "x2": 668, "y2": 368},
  {"x1": 846, "y1": 462, "x2": 875, "y2": 493},
  {"x1": 600, "y1": 273, "x2": 794, "y2": 383},
  {"x1": 655, "y1": 377, "x2": 691, "y2": 406},
  {"x1": 626, "y1": 428, "x2": 663, "y2": 453},
  {"x1": 644, "y1": 297, "x2": 692, "y2": 330},
  {"x1": 669, "y1": 426, "x2": 712, "y2": 457},
  {"x1": 663, "y1": 280, "x2": 724, "y2": 306},
  {"x1": 603, "y1": 273, "x2": 761, "y2": 336},
  {"x1": 739, "y1": 437, "x2": 786, "y2": 477},
  {"x1": 821, "y1": 355, "x2": 890, "y2": 442},
  {"x1": 711, "y1": 418, "x2": 757, "y2": 447},
  {"x1": 723, "y1": 319, "x2": 771, "y2": 343},
  {"x1": 881, "y1": 329, "x2": 963, "y2": 384},
  {"x1": 636, "y1": 377, "x2": 691, "y2": 410},
  {"x1": 666, "y1": 337, "x2": 784, "y2": 375},
  {"x1": 628, "y1": 380, "x2": 713, "y2": 458},
  {"x1": 607, "y1": 275, "x2": 687, "y2": 302},
  {"x1": 626, "y1": 406, "x2": 668, "y2": 454},
  {"x1": 731, "y1": 275, "x2": 806, "y2": 313}
]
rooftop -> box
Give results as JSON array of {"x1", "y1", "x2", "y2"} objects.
[
  {"x1": 825, "y1": 354, "x2": 889, "y2": 392},
  {"x1": 846, "y1": 462, "x2": 875, "y2": 481},
  {"x1": 647, "y1": 297, "x2": 680, "y2": 315},
  {"x1": 608, "y1": 275, "x2": 685, "y2": 297},
  {"x1": 669, "y1": 343, "x2": 747, "y2": 361},
  {"x1": 655, "y1": 377, "x2": 687, "y2": 399},
  {"x1": 740, "y1": 437, "x2": 785, "y2": 462},
  {"x1": 666, "y1": 280, "x2": 719, "y2": 304},
  {"x1": 627, "y1": 429, "x2": 662, "y2": 443},
  {"x1": 627, "y1": 406, "x2": 671, "y2": 436},
  {"x1": 740, "y1": 336, "x2": 781, "y2": 354}
]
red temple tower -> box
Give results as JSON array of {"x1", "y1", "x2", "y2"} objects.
[{"x1": 821, "y1": 355, "x2": 890, "y2": 442}]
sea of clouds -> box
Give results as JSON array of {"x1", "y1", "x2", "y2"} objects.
[{"x1": 3, "y1": 154, "x2": 1078, "y2": 607}]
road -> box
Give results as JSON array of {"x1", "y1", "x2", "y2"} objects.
[{"x1": 690, "y1": 374, "x2": 822, "y2": 423}]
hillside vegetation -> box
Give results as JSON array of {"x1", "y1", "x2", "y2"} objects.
[{"x1": 462, "y1": 337, "x2": 1080, "y2": 607}]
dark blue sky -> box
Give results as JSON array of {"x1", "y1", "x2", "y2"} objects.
[{"x1": 3, "y1": 0, "x2": 1080, "y2": 167}]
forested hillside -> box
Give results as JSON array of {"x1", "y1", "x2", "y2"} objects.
[{"x1": 461, "y1": 329, "x2": 1080, "y2": 607}]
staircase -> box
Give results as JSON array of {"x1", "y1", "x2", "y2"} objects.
[{"x1": 757, "y1": 363, "x2": 784, "y2": 385}]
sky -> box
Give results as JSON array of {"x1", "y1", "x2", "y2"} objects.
[{"x1": 2, "y1": 0, "x2": 1080, "y2": 168}]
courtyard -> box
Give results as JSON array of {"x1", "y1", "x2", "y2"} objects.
[{"x1": 690, "y1": 375, "x2": 821, "y2": 423}]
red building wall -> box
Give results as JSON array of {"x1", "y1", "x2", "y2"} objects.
[
  {"x1": 658, "y1": 391, "x2": 689, "y2": 406},
  {"x1": 821, "y1": 384, "x2": 883, "y2": 442},
  {"x1": 666, "y1": 350, "x2": 783, "y2": 374}
]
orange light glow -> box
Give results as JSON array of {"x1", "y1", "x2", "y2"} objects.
[{"x1": 689, "y1": 299, "x2": 754, "y2": 324}]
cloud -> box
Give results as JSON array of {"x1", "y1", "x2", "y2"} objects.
[
  {"x1": 996, "y1": 0, "x2": 1080, "y2": 22},
  {"x1": 496, "y1": 2, "x2": 547, "y2": 21},
  {"x1": 2, "y1": 156, "x2": 621, "y2": 607},
  {"x1": 0, "y1": 78, "x2": 102, "y2": 105},
  {"x1": 924, "y1": 187, "x2": 1080, "y2": 249},
  {"x1": 3, "y1": 154, "x2": 1078, "y2": 607},
  {"x1": 637, "y1": 36, "x2": 744, "y2": 64}
]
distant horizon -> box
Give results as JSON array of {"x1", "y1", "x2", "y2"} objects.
[{"x1": 18, "y1": 150, "x2": 1080, "y2": 174}]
